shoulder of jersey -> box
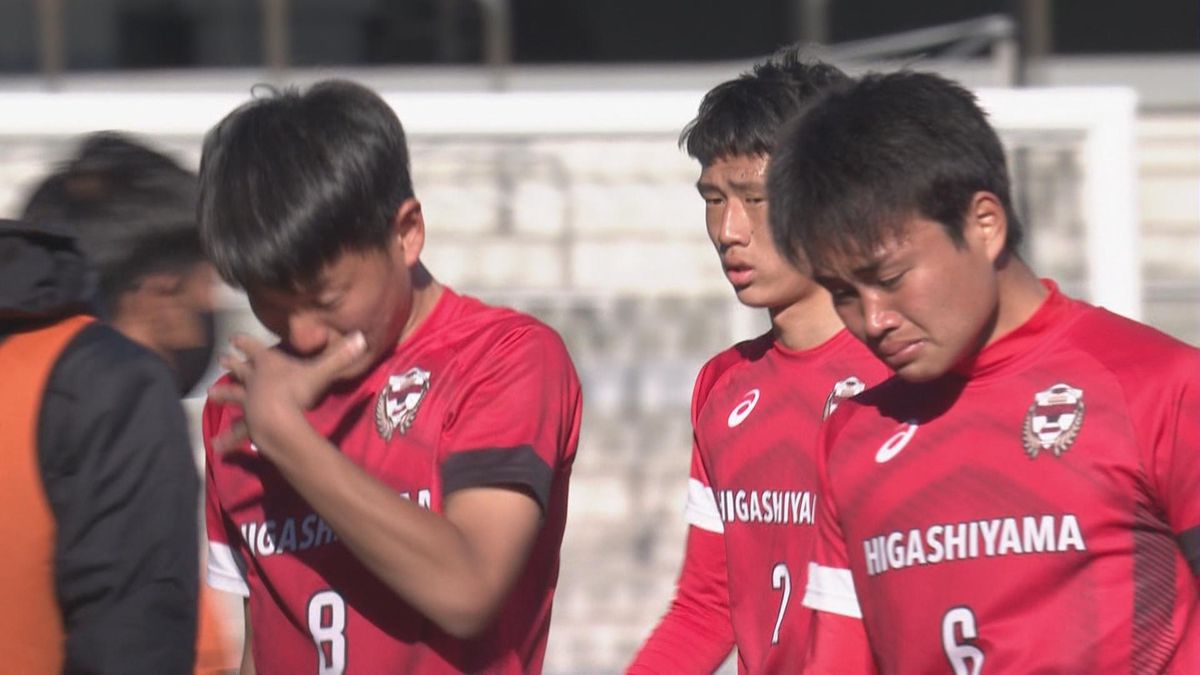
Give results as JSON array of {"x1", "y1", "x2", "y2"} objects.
[
  {"x1": 1067, "y1": 304, "x2": 1199, "y2": 371},
  {"x1": 815, "y1": 377, "x2": 908, "y2": 450},
  {"x1": 694, "y1": 332, "x2": 774, "y2": 404},
  {"x1": 824, "y1": 374, "x2": 903, "y2": 425},
  {"x1": 445, "y1": 297, "x2": 570, "y2": 357}
]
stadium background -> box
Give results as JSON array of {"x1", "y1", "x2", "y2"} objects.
[{"x1": 0, "y1": 2, "x2": 1194, "y2": 672}]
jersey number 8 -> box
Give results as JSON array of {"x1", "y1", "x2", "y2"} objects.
[{"x1": 308, "y1": 590, "x2": 347, "y2": 675}]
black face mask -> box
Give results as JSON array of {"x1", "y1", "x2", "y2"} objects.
[{"x1": 171, "y1": 310, "x2": 217, "y2": 396}]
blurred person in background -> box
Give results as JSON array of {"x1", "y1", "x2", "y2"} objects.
[
  {"x1": 628, "y1": 46, "x2": 888, "y2": 673},
  {"x1": 23, "y1": 133, "x2": 217, "y2": 397},
  {"x1": 22, "y1": 132, "x2": 237, "y2": 673},
  {"x1": 198, "y1": 79, "x2": 581, "y2": 673},
  {"x1": 0, "y1": 215, "x2": 198, "y2": 673},
  {"x1": 768, "y1": 70, "x2": 1199, "y2": 673}
]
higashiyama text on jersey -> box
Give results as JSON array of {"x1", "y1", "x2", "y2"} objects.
[{"x1": 804, "y1": 282, "x2": 1200, "y2": 674}]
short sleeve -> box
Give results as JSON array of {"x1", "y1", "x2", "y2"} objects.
[
  {"x1": 439, "y1": 323, "x2": 582, "y2": 511},
  {"x1": 1151, "y1": 357, "x2": 1200, "y2": 577},
  {"x1": 685, "y1": 442, "x2": 724, "y2": 534},
  {"x1": 683, "y1": 357, "x2": 729, "y2": 534},
  {"x1": 801, "y1": 421, "x2": 862, "y2": 619},
  {"x1": 1093, "y1": 316, "x2": 1200, "y2": 579},
  {"x1": 202, "y1": 397, "x2": 250, "y2": 597}
]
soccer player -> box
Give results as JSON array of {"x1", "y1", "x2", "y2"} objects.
[
  {"x1": 198, "y1": 80, "x2": 582, "y2": 673},
  {"x1": 767, "y1": 70, "x2": 1200, "y2": 672},
  {"x1": 21, "y1": 132, "x2": 236, "y2": 673},
  {"x1": 629, "y1": 49, "x2": 889, "y2": 673},
  {"x1": 0, "y1": 217, "x2": 199, "y2": 673}
]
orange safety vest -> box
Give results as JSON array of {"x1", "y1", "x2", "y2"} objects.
[
  {"x1": 0, "y1": 314, "x2": 94, "y2": 673},
  {"x1": 195, "y1": 583, "x2": 238, "y2": 674},
  {"x1": 0, "y1": 315, "x2": 237, "y2": 673}
]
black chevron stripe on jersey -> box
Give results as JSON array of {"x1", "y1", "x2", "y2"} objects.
[
  {"x1": 1180, "y1": 525, "x2": 1200, "y2": 577},
  {"x1": 441, "y1": 445, "x2": 553, "y2": 512}
]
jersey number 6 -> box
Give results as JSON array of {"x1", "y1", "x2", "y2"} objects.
[{"x1": 942, "y1": 606, "x2": 984, "y2": 675}]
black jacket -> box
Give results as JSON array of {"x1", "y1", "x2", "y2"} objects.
[{"x1": 0, "y1": 218, "x2": 198, "y2": 673}]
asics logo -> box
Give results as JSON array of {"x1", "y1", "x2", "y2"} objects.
[
  {"x1": 728, "y1": 389, "x2": 760, "y2": 427},
  {"x1": 876, "y1": 421, "x2": 919, "y2": 463}
]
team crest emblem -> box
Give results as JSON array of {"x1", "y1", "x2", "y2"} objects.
[
  {"x1": 1021, "y1": 382, "x2": 1085, "y2": 458},
  {"x1": 375, "y1": 367, "x2": 432, "y2": 440},
  {"x1": 823, "y1": 376, "x2": 866, "y2": 420}
]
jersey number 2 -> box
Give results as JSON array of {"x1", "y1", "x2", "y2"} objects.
[
  {"x1": 942, "y1": 606, "x2": 984, "y2": 675},
  {"x1": 308, "y1": 590, "x2": 346, "y2": 675},
  {"x1": 770, "y1": 563, "x2": 791, "y2": 644}
]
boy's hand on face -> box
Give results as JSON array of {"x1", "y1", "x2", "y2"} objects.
[{"x1": 209, "y1": 331, "x2": 368, "y2": 456}]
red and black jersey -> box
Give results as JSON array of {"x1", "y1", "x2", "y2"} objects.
[
  {"x1": 205, "y1": 288, "x2": 582, "y2": 674},
  {"x1": 804, "y1": 282, "x2": 1200, "y2": 673},
  {"x1": 632, "y1": 329, "x2": 886, "y2": 673}
]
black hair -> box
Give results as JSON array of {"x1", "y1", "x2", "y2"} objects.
[
  {"x1": 21, "y1": 132, "x2": 201, "y2": 313},
  {"x1": 768, "y1": 70, "x2": 1024, "y2": 269},
  {"x1": 197, "y1": 79, "x2": 414, "y2": 290},
  {"x1": 680, "y1": 43, "x2": 849, "y2": 166}
]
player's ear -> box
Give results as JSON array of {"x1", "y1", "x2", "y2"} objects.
[
  {"x1": 137, "y1": 271, "x2": 186, "y2": 296},
  {"x1": 390, "y1": 198, "x2": 425, "y2": 267},
  {"x1": 119, "y1": 272, "x2": 183, "y2": 323},
  {"x1": 965, "y1": 191, "x2": 1007, "y2": 263}
]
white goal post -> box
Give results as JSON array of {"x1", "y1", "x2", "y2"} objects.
[{"x1": 977, "y1": 87, "x2": 1140, "y2": 321}]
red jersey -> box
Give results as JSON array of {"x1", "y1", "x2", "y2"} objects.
[
  {"x1": 804, "y1": 282, "x2": 1200, "y2": 673},
  {"x1": 669, "y1": 330, "x2": 887, "y2": 672},
  {"x1": 204, "y1": 289, "x2": 582, "y2": 674}
]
